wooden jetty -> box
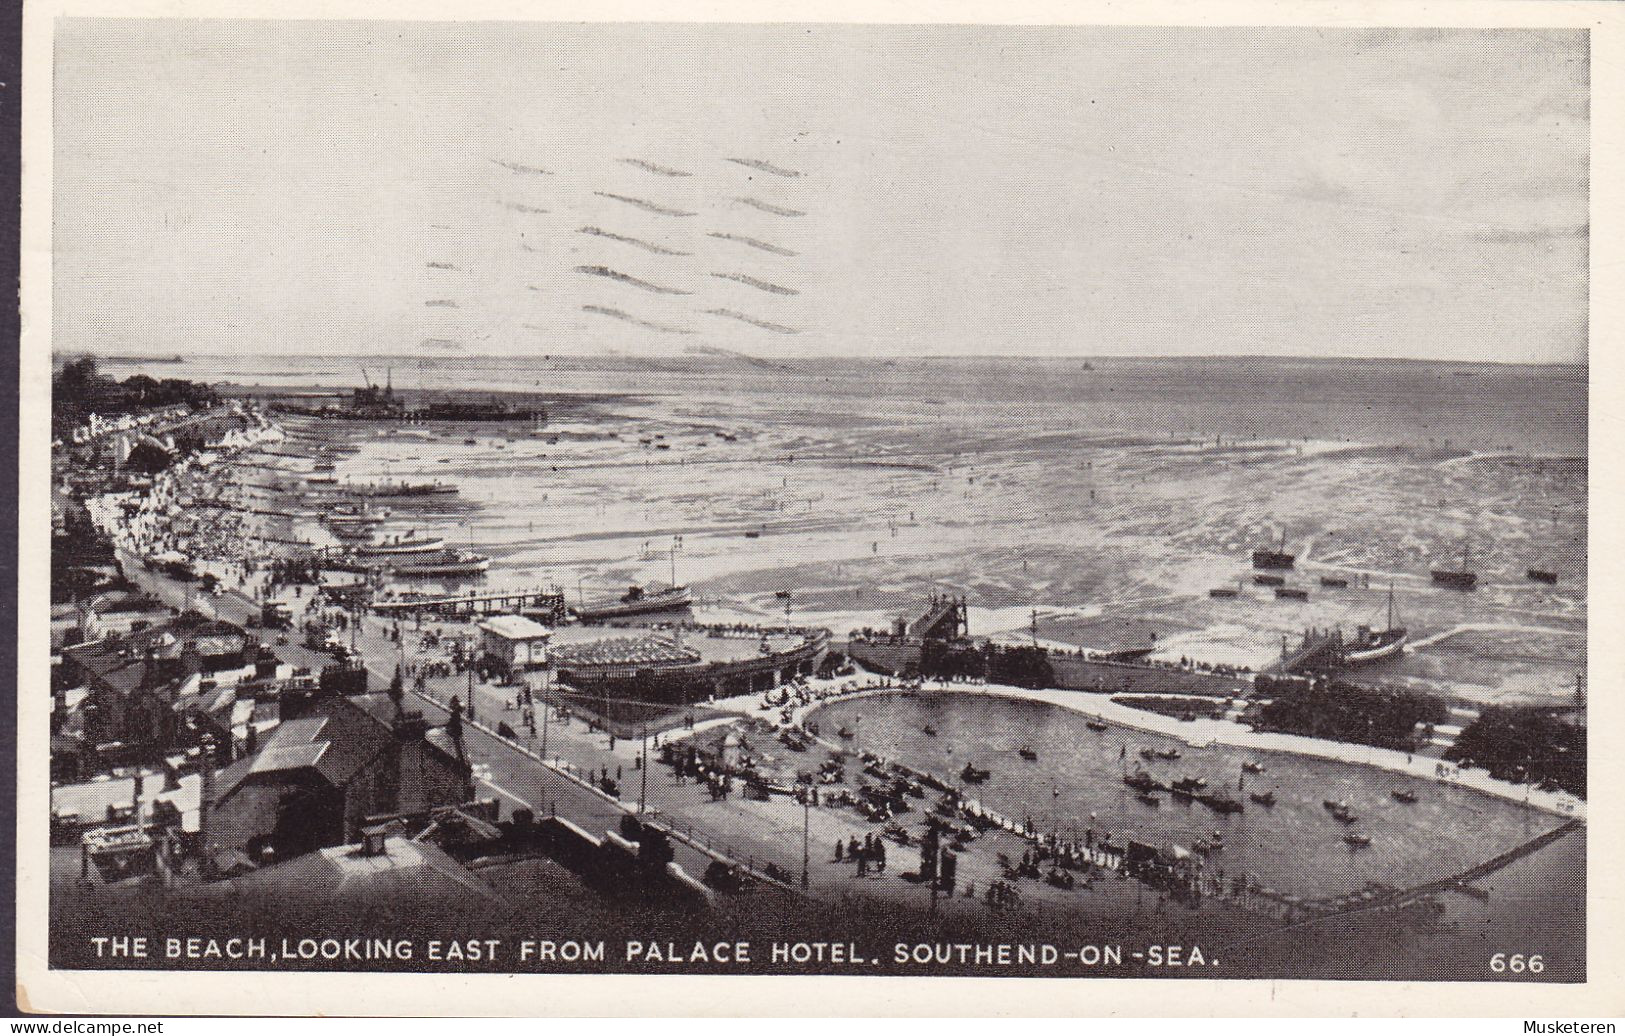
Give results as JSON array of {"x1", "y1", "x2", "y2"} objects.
[{"x1": 370, "y1": 586, "x2": 567, "y2": 619}]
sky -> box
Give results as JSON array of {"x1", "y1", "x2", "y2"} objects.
[{"x1": 52, "y1": 22, "x2": 1589, "y2": 362}]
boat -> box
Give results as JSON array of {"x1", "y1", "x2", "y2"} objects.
[
  {"x1": 572, "y1": 584, "x2": 693, "y2": 621},
  {"x1": 960, "y1": 764, "x2": 990, "y2": 784},
  {"x1": 1086, "y1": 720, "x2": 1110, "y2": 732},
  {"x1": 1139, "y1": 748, "x2": 1157, "y2": 762},
  {"x1": 1431, "y1": 542, "x2": 1478, "y2": 590},
  {"x1": 1274, "y1": 587, "x2": 1309, "y2": 601},
  {"x1": 837, "y1": 726, "x2": 854, "y2": 740},
  {"x1": 1172, "y1": 776, "x2": 1208, "y2": 792},
  {"x1": 1252, "y1": 530, "x2": 1296, "y2": 570},
  {"x1": 1208, "y1": 587, "x2": 1239, "y2": 598},
  {"x1": 1319, "y1": 576, "x2": 1349, "y2": 588},
  {"x1": 1527, "y1": 568, "x2": 1558, "y2": 585},
  {"x1": 1242, "y1": 760, "x2": 1266, "y2": 774},
  {"x1": 1331, "y1": 806, "x2": 1358, "y2": 824},
  {"x1": 744, "y1": 530, "x2": 761, "y2": 539},
  {"x1": 1198, "y1": 791, "x2": 1244, "y2": 814},
  {"x1": 1249, "y1": 790, "x2": 1277, "y2": 807},
  {"x1": 387, "y1": 550, "x2": 490, "y2": 578},
  {"x1": 355, "y1": 532, "x2": 447, "y2": 556},
  {"x1": 1136, "y1": 792, "x2": 1160, "y2": 807},
  {"x1": 922, "y1": 725, "x2": 938, "y2": 737},
  {"x1": 1123, "y1": 771, "x2": 1159, "y2": 793},
  {"x1": 1253, "y1": 574, "x2": 1286, "y2": 587},
  {"x1": 1155, "y1": 747, "x2": 1181, "y2": 761},
  {"x1": 1018, "y1": 746, "x2": 1038, "y2": 761},
  {"x1": 774, "y1": 589, "x2": 792, "y2": 600},
  {"x1": 347, "y1": 480, "x2": 459, "y2": 499},
  {"x1": 1391, "y1": 788, "x2": 1418, "y2": 804},
  {"x1": 1344, "y1": 833, "x2": 1372, "y2": 848},
  {"x1": 1341, "y1": 584, "x2": 1409, "y2": 666}
]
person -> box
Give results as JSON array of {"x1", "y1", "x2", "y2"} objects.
[
  {"x1": 874, "y1": 839, "x2": 886, "y2": 874},
  {"x1": 834, "y1": 840, "x2": 843, "y2": 862}
]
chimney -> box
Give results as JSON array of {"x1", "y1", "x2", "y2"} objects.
[{"x1": 132, "y1": 769, "x2": 145, "y2": 828}]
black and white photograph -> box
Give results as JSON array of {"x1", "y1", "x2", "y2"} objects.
[{"x1": 19, "y1": 6, "x2": 1609, "y2": 1014}]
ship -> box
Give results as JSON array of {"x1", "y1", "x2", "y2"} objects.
[
  {"x1": 571, "y1": 584, "x2": 693, "y2": 622},
  {"x1": 1253, "y1": 574, "x2": 1286, "y2": 587},
  {"x1": 1526, "y1": 568, "x2": 1558, "y2": 585},
  {"x1": 1391, "y1": 788, "x2": 1418, "y2": 804},
  {"x1": 1018, "y1": 746, "x2": 1038, "y2": 761},
  {"x1": 1341, "y1": 585, "x2": 1408, "y2": 666},
  {"x1": 1274, "y1": 586, "x2": 1309, "y2": 602},
  {"x1": 960, "y1": 764, "x2": 990, "y2": 784},
  {"x1": 1319, "y1": 575, "x2": 1349, "y2": 588},
  {"x1": 1431, "y1": 542, "x2": 1478, "y2": 590},
  {"x1": 354, "y1": 532, "x2": 447, "y2": 556},
  {"x1": 1252, "y1": 530, "x2": 1295, "y2": 570},
  {"x1": 346, "y1": 480, "x2": 458, "y2": 499},
  {"x1": 388, "y1": 550, "x2": 490, "y2": 578}
]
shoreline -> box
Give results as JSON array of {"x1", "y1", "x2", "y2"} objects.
[{"x1": 799, "y1": 681, "x2": 1586, "y2": 821}]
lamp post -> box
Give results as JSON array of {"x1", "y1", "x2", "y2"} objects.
[
  {"x1": 801, "y1": 788, "x2": 811, "y2": 890},
  {"x1": 639, "y1": 724, "x2": 650, "y2": 814}
]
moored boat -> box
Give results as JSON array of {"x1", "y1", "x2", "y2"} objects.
[
  {"x1": 355, "y1": 532, "x2": 447, "y2": 556},
  {"x1": 1340, "y1": 584, "x2": 1409, "y2": 666},
  {"x1": 1249, "y1": 790, "x2": 1277, "y2": 807},
  {"x1": 387, "y1": 550, "x2": 490, "y2": 578},
  {"x1": 1431, "y1": 542, "x2": 1478, "y2": 590},
  {"x1": 1252, "y1": 530, "x2": 1296, "y2": 570},
  {"x1": 572, "y1": 584, "x2": 693, "y2": 621}
]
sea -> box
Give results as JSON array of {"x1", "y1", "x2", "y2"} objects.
[
  {"x1": 106, "y1": 352, "x2": 1587, "y2": 701},
  {"x1": 98, "y1": 350, "x2": 1588, "y2": 976}
]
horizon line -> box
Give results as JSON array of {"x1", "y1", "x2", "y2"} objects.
[{"x1": 69, "y1": 349, "x2": 1588, "y2": 368}]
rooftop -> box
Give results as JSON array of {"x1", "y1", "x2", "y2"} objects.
[{"x1": 476, "y1": 614, "x2": 553, "y2": 642}]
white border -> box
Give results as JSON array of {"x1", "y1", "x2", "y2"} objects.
[{"x1": 17, "y1": 0, "x2": 1625, "y2": 1016}]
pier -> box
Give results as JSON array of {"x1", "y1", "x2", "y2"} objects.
[{"x1": 369, "y1": 586, "x2": 568, "y2": 619}]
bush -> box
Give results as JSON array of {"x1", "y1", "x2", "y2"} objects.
[
  {"x1": 1250, "y1": 675, "x2": 1447, "y2": 751},
  {"x1": 1445, "y1": 707, "x2": 1585, "y2": 798}
]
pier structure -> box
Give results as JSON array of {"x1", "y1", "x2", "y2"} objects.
[
  {"x1": 370, "y1": 587, "x2": 568, "y2": 621},
  {"x1": 906, "y1": 594, "x2": 969, "y2": 641},
  {"x1": 1277, "y1": 627, "x2": 1344, "y2": 675}
]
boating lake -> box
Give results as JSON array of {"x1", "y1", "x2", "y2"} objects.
[{"x1": 810, "y1": 690, "x2": 1569, "y2": 899}]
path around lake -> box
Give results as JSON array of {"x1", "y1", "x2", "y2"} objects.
[{"x1": 791, "y1": 678, "x2": 1586, "y2": 821}]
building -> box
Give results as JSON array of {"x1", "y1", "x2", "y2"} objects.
[
  {"x1": 60, "y1": 613, "x2": 253, "y2": 754},
  {"x1": 207, "y1": 692, "x2": 473, "y2": 865},
  {"x1": 477, "y1": 614, "x2": 552, "y2": 674}
]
